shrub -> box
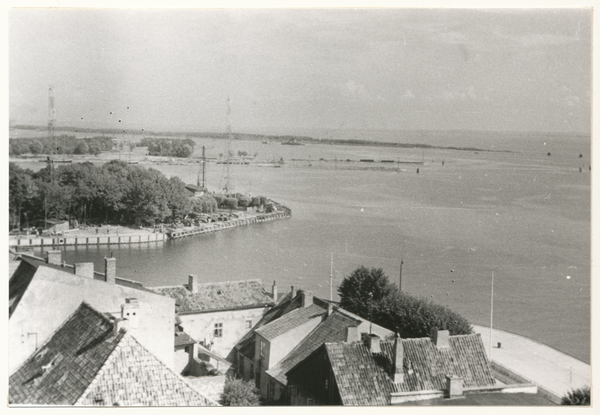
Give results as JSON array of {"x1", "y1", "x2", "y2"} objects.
[
  {"x1": 562, "y1": 386, "x2": 590, "y2": 405},
  {"x1": 220, "y1": 377, "x2": 261, "y2": 406}
]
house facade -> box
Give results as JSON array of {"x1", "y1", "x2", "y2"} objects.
[
  {"x1": 150, "y1": 275, "x2": 276, "y2": 360},
  {"x1": 9, "y1": 252, "x2": 175, "y2": 374}
]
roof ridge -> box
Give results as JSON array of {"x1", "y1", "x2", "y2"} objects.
[
  {"x1": 150, "y1": 278, "x2": 266, "y2": 290},
  {"x1": 11, "y1": 302, "x2": 111, "y2": 377},
  {"x1": 74, "y1": 330, "x2": 128, "y2": 405}
]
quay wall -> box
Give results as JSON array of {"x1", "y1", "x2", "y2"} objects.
[{"x1": 9, "y1": 206, "x2": 292, "y2": 248}]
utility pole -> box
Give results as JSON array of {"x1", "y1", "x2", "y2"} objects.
[{"x1": 399, "y1": 259, "x2": 404, "y2": 291}]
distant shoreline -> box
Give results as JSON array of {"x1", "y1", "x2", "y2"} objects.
[{"x1": 10, "y1": 124, "x2": 516, "y2": 154}]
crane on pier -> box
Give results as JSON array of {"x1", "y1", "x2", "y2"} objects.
[{"x1": 221, "y1": 96, "x2": 234, "y2": 194}]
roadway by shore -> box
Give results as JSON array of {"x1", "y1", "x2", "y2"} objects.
[{"x1": 473, "y1": 325, "x2": 590, "y2": 401}]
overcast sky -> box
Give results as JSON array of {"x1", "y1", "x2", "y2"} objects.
[{"x1": 9, "y1": 8, "x2": 591, "y2": 134}]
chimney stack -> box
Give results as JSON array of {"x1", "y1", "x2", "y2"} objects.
[
  {"x1": 446, "y1": 375, "x2": 464, "y2": 398},
  {"x1": 346, "y1": 326, "x2": 360, "y2": 343},
  {"x1": 365, "y1": 334, "x2": 381, "y2": 354},
  {"x1": 189, "y1": 342, "x2": 199, "y2": 364},
  {"x1": 327, "y1": 303, "x2": 334, "y2": 316},
  {"x1": 290, "y1": 286, "x2": 296, "y2": 299},
  {"x1": 113, "y1": 318, "x2": 129, "y2": 336},
  {"x1": 431, "y1": 328, "x2": 450, "y2": 350},
  {"x1": 272, "y1": 281, "x2": 278, "y2": 302},
  {"x1": 300, "y1": 290, "x2": 313, "y2": 308},
  {"x1": 46, "y1": 250, "x2": 61, "y2": 266},
  {"x1": 188, "y1": 274, "x2": 198, "y2": 293},
  {"x1": 121, "y1": 298, "x2": 139, "y2": 329},
  {"x1": 104, "y1": 257, "x2": 116, "y2": 284},
  {"x1": 393, "y1": 333, "x2": 404, "y2": 383},
  {"x1": 74, "y1": 262, "x2": 94, "y2": 279}
]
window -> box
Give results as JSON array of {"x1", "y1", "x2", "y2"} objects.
[
  {"x1": 246, "y1": 320, "x2": 252, "y2": 329},
  {"x1": 214, "y1": 323, "x2": 223, "y2": 338},
  {"x1": 260, "y1": 340, "x2": 266, "y2": 358},
  {"x1": 307, "y1": 398, "x2": 315, "y2": 405}
]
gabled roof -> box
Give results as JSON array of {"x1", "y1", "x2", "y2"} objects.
[
  {"x1": 388, "y1": 334, "x2": 496, "y2": 392},
  {"x1": 10, "y1": 255, "x2": 153, "y2": 319},
  {"x1": 318, "y1": 334, "x2": 497, "y2": 406},
  {"x1": 325, "y1": 342, "x2": 398, "y2": 406},
  {"x1": 267, "y1": 310, "x2": 361, "y2": 385},
  {"x1": 235, "y1": 289, "x2": 331, "y2": 359},
  {"x1": 9, "y1": 302, "x2": 217, "y2": 406},
  {"x1": 254, "y1": 304, "x2": 326, "y2": 341},
  {"x1": 150, "y1": 279, "x2": 275, "y2": 314}
]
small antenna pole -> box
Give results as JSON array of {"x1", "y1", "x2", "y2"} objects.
[
  {"x1": 330, "y1": 253, "x2": 333, "y2": 301},
  {"x1": 490, "y1": 271, "x2": 494, "y2": 361}
]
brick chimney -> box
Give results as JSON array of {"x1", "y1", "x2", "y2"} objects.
[
  {"x1": 346, "y1": 326, "x2": 360, "y2": 342},
  {"x1": 431, "y1": 328, "x2": 450, "y2": 350},
  {"x1": 188, "y1": 274, "x2": 198, "y2": 293},
  {"x1": 104, "y1": 257, "x2": 116, "y2": 284},
  {"x1": 446, "y1": 375, "x2": 464, "y2": 398},
  {"x1": 393, "y1": 333, "x2": 404, "y2": 383},
  {"x1": 46, "y1": 250, "x2": 61, "y2": 266},
  {"x1": 112, "y1": 318, "x2": 129, "y2": 336},
  {"x1": 300, "y1": 290, "x2": 313, "y2": 308},
  {"x1": 290, "y1": 286, "x2": 296, "y2": 299},
  {"x1": 365, "y1": 334, "x2": 381, "y2": 354},
  {"x1": 121, "y1": 298, "x2": 139, "y2": 329},
  {"x1": 327, "y1": 303, "x2": 334, "y2": 316},
  {"x1": 74, "y1": 262, "x2": 94, "y2": 279},
  {"x1": 271, "y1": 281, "x2": 278, "y2": 302}
]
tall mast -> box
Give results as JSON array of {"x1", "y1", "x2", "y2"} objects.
[
  {"x1": 198, "y1": 146, "x2": 206, "y2": 188},
  {"x1": 223, "y1": 96, "x2": 233, "y2": 194}
]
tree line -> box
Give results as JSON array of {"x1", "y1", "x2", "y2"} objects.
[
  {"x1": 139, "y1": 137, "x2": 196, "y2": 158},
  {"x1": 338, "y1": 266, "x2": 473, "y2": 338},
  {"x1": 9, "y1": 135, "x2": 115, "y2": 156},
  {"x1": 9, "y1": 161, "x2": 268, "y2": 230}
]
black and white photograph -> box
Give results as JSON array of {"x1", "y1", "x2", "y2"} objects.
[{"x1": 8, "y1": 6, "x2": 592, "y2": 407}]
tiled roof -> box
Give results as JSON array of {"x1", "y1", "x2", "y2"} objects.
[
  {"x1": 321, "y1": 333, "x2": 496, "y2": 406},
  {"x1": 397, "y1": 392, "x2": 554, "y2": 406},
  {"x1": 77, "y1": 335, "x2": 217, "y2": 406},
  {"x1": 175, "y1": 331, "x2": 197, "y2": 349},
  {"x1": 9, "y1": 303, "x2": 123, "y2": 405},
  {"x1": 254, "y1": 304, "x2": 326, "y2": 341},
  {"x1": 9, "y1": 302, "x2": 218, "y2": 406},
  {"x1": 325, "y1": 342, "x2": 397, "y2": 406},
  {"x1": 150, "y1": 279, "x2": 274, "y2": 313},
  {"x1": 387, "y1": 334, "x2": 496, "y2": 392},
  {"x1": 267, "y1": 311, "x2": 361, "y2": 385}
]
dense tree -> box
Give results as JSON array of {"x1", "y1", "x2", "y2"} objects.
[
  {"x1": 74, "y1": 141, "x2": 89, "y2": 155},
  {"x1": 338, "y1": 267, "x2": 472, "y2": 337},
  {"x1": 561, "y1": 386, "x2": 590, "y2": 405},
  {"x1": 29, "y1": 140, "x2": 44, "y2": 154},
  {"x1": 220, "y1": 378, "x2": 261, "y2": 406},
  {"x1": 9, "y1": 163, "x2": 38, "y2": 229}
]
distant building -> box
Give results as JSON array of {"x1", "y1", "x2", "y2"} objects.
[
  {"x1": 9, "y1": 251, "x2": 175, "y2": 374},
  {"x1": 286, "y1": 329, "x2": 541, "y2": 405},
  {"x1": 184, "y1": 184, "x2": 206, "y2": 197},
  {"x1": 234, "y1": 286, "x2": 393, "y2": 403},
  {"x1": 9, "y1": 302, "x2": 217, "y2": 406},
  {"x1": 150, "y1": 276, "x2": 276, "y2": 360}
]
